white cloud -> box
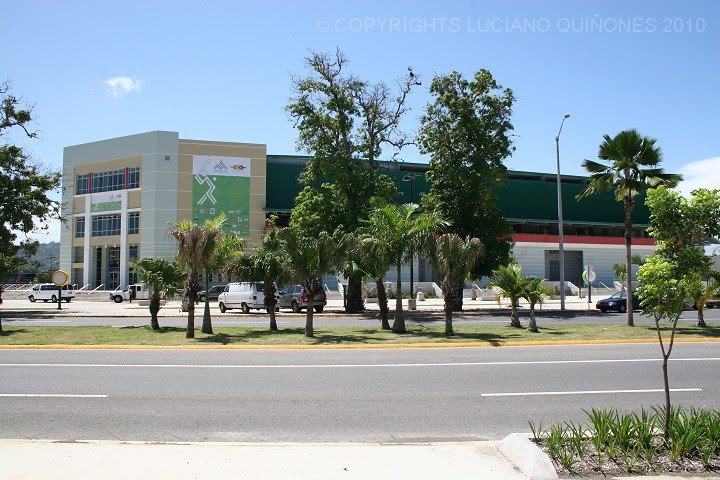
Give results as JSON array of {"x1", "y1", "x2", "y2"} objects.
[
  {"x1": 678, "y1": 156, "x2": 720, "y2": 198},
  {"x1": 104, "y1": 76, "x2": 142, "y2": 98}
]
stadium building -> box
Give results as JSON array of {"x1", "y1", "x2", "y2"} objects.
[{"x1": 59, "y1": 131, "x2": 656, "y2": 291}]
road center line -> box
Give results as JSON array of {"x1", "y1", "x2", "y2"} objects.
[
  {"x1": 0, "y1": 394, "x2": 108, "y2": 398},
  {"x1": 7, "y1": 320, "x2": 69, "y2": 323},
  {"x1": 481, "y1": 388, "x2": 702, "y2": 397},
  {"x1": 1, "y1": 357, "x2": 719, "y2": 369}
]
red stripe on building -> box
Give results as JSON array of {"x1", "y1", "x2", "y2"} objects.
[
  {"x1": 512, "y1": 233, "x2": 656, "y2": 246},
  {"x1": 125, "y1": 167, "x2": 129, "y2": 189}
]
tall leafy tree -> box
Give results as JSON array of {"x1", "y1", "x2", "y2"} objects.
[
  {"x1": 645, "y1": 186, "x2": 720, "y2": 327},
  {"x1": 280, "y1": 228, "x2": 341, "y2": 337},
  {"x1": 417, "y1": 69, "x2": 515, "y2": 293},
  {"x1": 577, "y1": 130, "x2": 682, "y2": 326},
  {"x1": 488, "y1": 262, "x2": 526, "y2": 328},
  {"x1": 135, "y1": 257, "x2": 185, "y2": 330},
  {"x1": 361, "y1": 202, "x2": 446, "y2": 333},
  {"x1": 637, "y1": 254, "x2": 691, "y2": 441},
  {"x1": 168, "y1": 215, "x2": 225, "y2": 338},
  {"x1": 230, "y1": 226, "x2": 292, "y2": 331},
  {"x1": 424, "y1": 234, "x2": 484, "y2": 336},
  {"x1": 0, "y1": 83, "x2": 60, "y2": 330},
  {"x1": 287, "y1": 49, "x2": 419, "y2": 314}
]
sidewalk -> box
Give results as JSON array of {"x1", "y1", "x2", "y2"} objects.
[
  {"x1": 0, "y1": 440, "x2": 526, "y2": 480},
  {"x1": 0, "y1": 296, "x2": 601, "y2": 318},
  {"x1": 0, "y1": 440, "x2": 711, "y2": 480}
]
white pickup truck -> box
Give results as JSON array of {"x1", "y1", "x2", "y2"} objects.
[{"x1": 110, "y1": 284, "x2": 149, "y2": 303}]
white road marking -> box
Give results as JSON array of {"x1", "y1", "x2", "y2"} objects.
[
  {"x1": 7, "y1": 320, "x2": 69, "y2": 323},
  {"x1": 0, "y1": 394, "x2": 108, "y2": 398},
  {"x1": 212, "y1": 322, "x2": 290, "y2": 325},
  {"x1": 481, "y1": 388, "x2": 702, "y2": 397},
  {"x1": 1, "y1": 357, "x2": 719, "y2": 369}
]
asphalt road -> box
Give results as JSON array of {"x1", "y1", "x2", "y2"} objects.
[
  {"x1": 3, "y1": 308, "x2": 718, "y2": 327},
  {"x1": 2, "y1": 343, "x2": 719, "y2": 442}
]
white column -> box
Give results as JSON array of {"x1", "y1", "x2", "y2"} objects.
[
  {"x1": 83, "y1": 207, "x2": 91, "y2": 287},
  {"x1": 119, "y1": 192, "x2": 128, "y2": 287}
]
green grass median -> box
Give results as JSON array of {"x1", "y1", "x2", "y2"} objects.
[{"x1": 1, "y1": 323, "x2": 719, "y2": 346}]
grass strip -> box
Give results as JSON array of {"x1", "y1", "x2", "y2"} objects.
[{"x1": 1, "y1": 323, "x2": 719, "y2": 346}]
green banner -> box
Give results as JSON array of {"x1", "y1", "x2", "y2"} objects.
[{"x1": 192, "y1": 156, "x2": 251, "y2": 236}]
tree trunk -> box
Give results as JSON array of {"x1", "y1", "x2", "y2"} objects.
[
  {"x1": 268, "y1": 297, "x2": 278, "y2": 331},
  {"x1": 392, "y1": 260, "x2": 406, "y2": 333},
  {"x1": 510, "y1": 300, "x2": 521, "y2": 328},
  {"x1": 201, "y1": 274, "x2": 213, "y2": 334},
  {"x1": 697, "y1": 308, "x2": 706, "y2": 327},
  {"x1": 305, "y1": 292, "x2": 314, "y2": 337},
  {"x1": 444, "y1": 288, "x2": 454, "y2": 336},
  {"x1": 527, "y1": 305, "x2": 538, "y2": 333},
  {"x1": 624, "y1": 198, "x2": 634, "y2": 327},
  {"x1": 662, "y1": 354, "x2": 671, "y2": 441},
  {"x1": 376, "y1": 278, "x2": 390, "y2": 330},
  {"x1": 186, "y1": 292, "x2": 196, "y2": 339},
  {"x1": 149, "y1": 295, "x2": 161, "y2": 330},
  {"x1": 345, "y1": 275, "x2": 364, "y2": 313}
]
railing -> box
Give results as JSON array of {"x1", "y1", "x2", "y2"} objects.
[{"x1": 91, "y1": 284, "x2": 105, "y2": 292}]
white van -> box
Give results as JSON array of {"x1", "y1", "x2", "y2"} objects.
[
  {"x1": 28, "y1": 284, "x2": 75, "y2": 303},
  {"x1": 218, "y1": 282, "x2": 277, "y2": 314}
]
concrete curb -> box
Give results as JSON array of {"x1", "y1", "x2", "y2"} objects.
[
  {"x1": 497, "y1": 433, "x2": 558, "y2": 480},
  {"x1": 1, "y1": 338, "x2": 719, "y2": 350}
]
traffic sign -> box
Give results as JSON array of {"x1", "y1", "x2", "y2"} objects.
[{"x1": 51, "y1": 270, "x2": 69, "y2": 287}]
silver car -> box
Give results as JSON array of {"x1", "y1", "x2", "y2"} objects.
[{"x1": 278, "y1": 284, "x2": 327, "y2": 313}]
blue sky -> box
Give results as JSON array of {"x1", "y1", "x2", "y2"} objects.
[{"x1": 3, "y1": 0, "x2": 719, "y2": 241}]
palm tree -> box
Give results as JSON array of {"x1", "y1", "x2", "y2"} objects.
[
  {"x1": 281, "y1": 228, "x2": 341, "y2": 337},
  {"x1": 522, "y1": 276, "x2": 552, "y2": 333},
  {"x1": 577, "y1": 130, "x2": 682, "y2": 326},
  {"x1": 612, "y1": 255, "x2": 645, "y2": 288},
  {"x1": 134, "y1": 257, "x2": 185, "y2": 330},
  {"x1": 363, "y1": 202, "x2": 446, "y2": 333},
  {"x1": 348, "y1": 234, "x2": 393, "y2": 329},
  {"x1": 488, "y1": 262, "x2": 526, "y2": 328},
  {"x1": 686, "y1": 272, "x2": 720, "y2": 328},
  {"x1": 202, "y1": 233, "x2": 243, "y2": 333},
  {"x1": 425, "y1": 234, "x2": 484, "y2": 336},
  {"x1": 230, "y1": 227, "x2": 292, "y2": 331},
  {"x1": 168, "y1": 214, "x2": 226, "y2": 338}
]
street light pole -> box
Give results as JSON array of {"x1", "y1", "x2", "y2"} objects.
[
  {"x1": 402, "y1": 172, "x2": 422, "y2": 303},
  {"x1": 555, "y1": 113, "x2": 570, "y2": 311}
]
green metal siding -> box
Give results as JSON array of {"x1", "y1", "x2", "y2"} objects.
[{"x1": 264, "y1": 157, "x2": 650, "y2": 226}]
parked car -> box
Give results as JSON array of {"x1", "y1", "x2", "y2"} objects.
[
  {"x1": 28, "y1": 284, "x2": 75, "y2": 303},
  {"x1": 218, "y1": 282, "x2": 278, "y2": 314},
  {"x1": 110, "y1": 284, "x2": 149, "y2": 303},
  {"x1": 278, "y1": 284, "x2": 327, "y2": 313},
  {"x1": 198, "y1": 284, "x2": 227, "y2": 303},
  {"x1": 596, "y1": 291, "x2": 640, "y2": 313}
]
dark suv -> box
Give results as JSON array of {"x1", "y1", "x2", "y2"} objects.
[
  {"x1": 198, "y1": 284, "x2": 227, "y2": 303},
  {"x1": 278, "y1": 284, "x2": 327, "y2": 313}
]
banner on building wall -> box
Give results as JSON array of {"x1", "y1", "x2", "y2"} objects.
[
  {"x1": 91, "y1": 192, "x2": 124, "y2": 212},
  {"x1": 192, "y1": 155, "x2": 251, "y2": 236}
]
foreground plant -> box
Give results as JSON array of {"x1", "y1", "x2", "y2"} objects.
[{"x1": 531, "y1": 406, "x2": 720, "y2": 475}]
